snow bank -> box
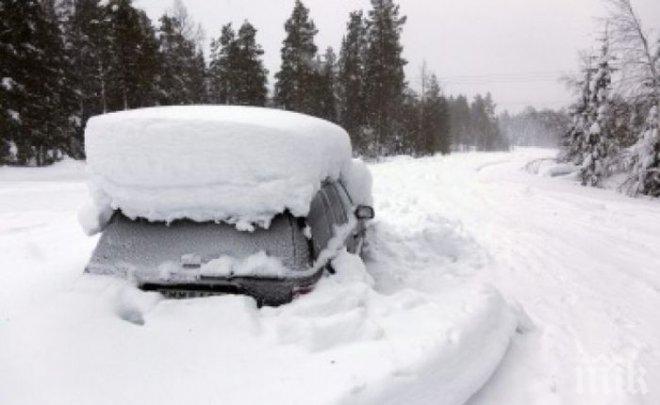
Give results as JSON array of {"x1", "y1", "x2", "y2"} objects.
[
  {"x1": 523, "y1": 158, "x2": 577, "y2": 178},
  {"x1": 77, "y1": 201, "x2": 114, "y2": 236},
  {"x1": 0, "y1": 157, "x2": 86, "y2": 182},
  {"x1": 0, "y1": 249, "x2": 517, "y2": 405},
  {"x1": 341, "y1": 158, "x2": 374, "y2": 206},
  {"x1": 84, "y1": 106, "x2": 353, "y2": 229}
]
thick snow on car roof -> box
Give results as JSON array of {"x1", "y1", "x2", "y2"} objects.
[{"x1": 84, "y1": 106, "x2": 353, "y2": 229}]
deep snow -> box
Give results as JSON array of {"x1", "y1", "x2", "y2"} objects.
[
  {"x1": 83, "y1": 106, "x2": 355, "y2": 230},
  {"x1": 1, "y1": 148, "x2": 659, "y2": 404}
]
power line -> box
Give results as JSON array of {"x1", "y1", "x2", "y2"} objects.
[
  {"x1": 434, "y1": 70, "x2": 569, "y2": 85},
  {"x1": 437, "y1": 70, "x2": 566, "y2": 79}
]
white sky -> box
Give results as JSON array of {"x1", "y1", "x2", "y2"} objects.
[{"x1": 137, "y1": 0, "x2": 660, "y2": 113}]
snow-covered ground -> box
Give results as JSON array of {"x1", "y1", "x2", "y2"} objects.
[{"x1": 1, "y1": 148, "x2": 659, "y2": 404}]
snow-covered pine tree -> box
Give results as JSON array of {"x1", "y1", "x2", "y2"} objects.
[
  {"x1": 105, "y1": 0, "x2": 160, "y2": 110},
  {"x1": 158, "y1": 15, "x2": 195, "y2": 104},
  {"x1": 189, "y1": 49, "x2": 207, "y2": 103},
  {"x1": 133, "y1": 10, "x2": 161, "y2": 107},
  {"x1": 156, "y1": 1, "x2": 206, "y2": 105},
  {"x1": 209, "y1": 24, "x2": 238, "y2": 104},
  {"x1": 60, "y1": 0, "x2": 112, "y2": 155},
  {"x1": 234, "y1": 21, "x2": 268, "y2": 106},
  {"x1": 363, "y1": 0, "x2": 407, "y2": 156},
  {"x1": 209, "y1": 21, "x2": 268, "y2": 106},
  {"x1": 42, "y1": 0, "x2": 79, "y2": 160},
  {"x1": 171, "y1": 0, "x2": 206, "y2": 103},
  {"x1": 624, "y1": 106, "x2": 659, "y2": 196},
  {"x1": 311, "y1": 47, "x2": 338, "y2": 122},
  {"x1": 0, "y1": 0, "x2": 71, "y2": 165},
  {"x1": 0, "y1": 1, "x2": 14, "y2": 162},
  {"x1": 606, "y1": 0, "x2": 659, "y2": 196},
  {"x1": 338, "y1": 10, "x2": 367, "y2": 152},
  {"x1": 274, "y1": 0, "x2": 319, "y2": 114},
  {"x1": 559, "y1": 56, "x2": 596, "y2": 165},
  {"x1": 579, "y1": 35, "x2": 616, "y2": 187}
]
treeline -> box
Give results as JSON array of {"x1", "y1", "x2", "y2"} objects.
[
  {"x1": 1, "y1": 0, "x2": 509, "y2": 165},
  {"x1": 499, "y1": 107, "x2": 570, "y2": 148},
  {"x1": 447, "y1": 93, "x2": 510, "y2": 152},
  {"x1": 558, "y1": 0, "x2": 659, "y2": 197}
]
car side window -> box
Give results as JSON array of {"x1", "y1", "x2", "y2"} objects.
[
  {"x1": 323, "y1": 183, "x2": 348, "y2": 225},
  {"x1": 334, "y1": 182, "x2": 354, "y2": 213},
  {"x1": 307, "y1": 188, "x2": 333, "y2": 258}
]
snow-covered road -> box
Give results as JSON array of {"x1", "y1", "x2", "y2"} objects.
[
  {"x1": 369, "y1": 149, "x2": 660, "y2": 404},
  {"x1": 1, "y1": 148, "x2": 659, "y2": 404}
]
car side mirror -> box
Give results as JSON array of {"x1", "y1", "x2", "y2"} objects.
[{"x1": 355, "y1": 205, "x2": 375, "y2": 220}]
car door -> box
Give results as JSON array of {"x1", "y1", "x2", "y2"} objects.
[
  {"x1": 324, "y1": 182, "x2": 364, "y2": 255},
  {"x1": 306, "y1": 181, "x2": 356, "y2": 260},
  {"x1": 323, "y1": 182, "x2": 348, "y2": 226}
]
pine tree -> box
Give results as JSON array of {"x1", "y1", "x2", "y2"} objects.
[
  {"x1": 189, "y1": 49, "x2": 207, "y2": 103},
  {"x1": 0, "y1": 1, "x2": 15, "y2": 161},
  {"x1": 482, "y1": 93, "x2": 497, "y2": 150},
  {"x1": 171, "y1": 0, "x2": 206, "y2": 103},
  {"x1": 449, "y1": 95, "x2": 471, "y2": 151},
  {"x1": 105, "y1": 0, "x2": 159, "y2": 110},
  {"x1": 467, "y1": 93, "x2": 506, "y2": 151},
  {"x1": 398, "y1": 89, "x2": 420, "y2": 155},
  {"x1": 209, "y1": 21, "x2": 267, "y2": 106},
  {"x1": 312, "y1": 47, "x2": 338, "y2": 121},
  {"x1": 209, "y1": 23, "x2": 238, "y2": 104},
  {"x1": 559, "y1": 56, "x2": 596, "y2": 165},
  {"x1": 624, "y1": 106, "x2": 659, "y2": 196},
  {"x1": 42, "y1": 0, "x2": 78, "y2": 159},
  {"x1": 234, "y1": 21, "x2": 268, "y2": 106},
  {"x1": 274, "y1": 0, "x2": 319, "y2": 114},
  {"x1": 157, "y1": 15, "x2": 186, "y2": 104},
  {"x1": 157, "y1": 15, "x2": 196, "y2": 104},
  {"x1": 156, "y1": 1, "x2": 206, "y2": 105},
  {"x1": 0, "y1": 0, "x2": 71, "y2": 165},
  {"x1": 133, "y1": 10, "x2": 161, "y2": 107},
  {"x1": 419, "y1": 73, "x2": 451, "y2": 155},
  {"x1": 483, "y1": 94, "x2": 509, "y2": 151},
  {"x1": 579, "y1": 36, "x2": 616, "y2": 187},
  {"x1": 337, "y1": 10, "x2": 367, "y2": 152},
  {"x1": 363, "y1": 0, "x2": 407, "y2": 156},
  {"x1": 60, "y1": 0, "x2": 112, "y2": 156},
  {"x1": 469, "y1": 95, "x2": 488, "y2": 151}
]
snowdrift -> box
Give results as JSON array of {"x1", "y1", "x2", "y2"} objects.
[
  {"x1": 0, "y1": 249, "x2": 517, "y2": 405},
  {"x1": 523, "y1": 157, "x2": 577, "y2": 178},
  {"x1": 84, "y1": 106, "x2": 355, "y2": 230}
]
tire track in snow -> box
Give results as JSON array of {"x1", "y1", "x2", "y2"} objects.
[
  {"x1": 369, "y1": 149, "x2": 660, "y2": 404},
  {"x1": 462, "y1": 151, "x2": 660, "y2": 404}
]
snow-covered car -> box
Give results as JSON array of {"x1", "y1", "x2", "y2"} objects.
[{"x1": 80, "y1": 106, "x2": 374, "y2": 305}]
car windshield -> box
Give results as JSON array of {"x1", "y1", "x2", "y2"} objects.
[{"x1": 87, "y1": 212, "x2": 310, "y2": 277}]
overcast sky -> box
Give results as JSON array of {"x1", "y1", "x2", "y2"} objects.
[{"x1": 136, "y1": 0, "x2": 660, "y2": 113}]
